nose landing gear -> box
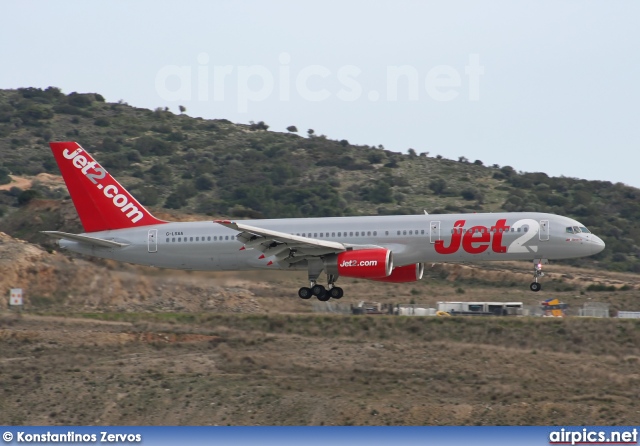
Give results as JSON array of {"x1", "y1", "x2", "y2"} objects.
[{"x1": 530, "y1": 259, "x2": 547, "y2": 292}]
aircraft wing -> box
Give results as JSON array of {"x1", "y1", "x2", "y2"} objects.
[
  {"x1": 214, "y1": 220, "x2": 347, "y2": 261},
  {"x1": 41, "y1": 231, "x2": 130, "y2": 248}
]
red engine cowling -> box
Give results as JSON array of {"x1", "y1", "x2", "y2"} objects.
[
  {"x1": 333, "y1": 249, "x2": 393, "y2": 279},
  {"x1": 371, "y1": 263, "x2": 424, "y2": 283}
]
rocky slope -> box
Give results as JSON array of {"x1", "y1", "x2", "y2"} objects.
[{"x1": 0, "y1": 231, "x2": 261, "y2": 313}]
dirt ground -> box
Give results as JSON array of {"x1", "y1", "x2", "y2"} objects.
[
  {"x1": 1, "y1": 227, "x2": 640, "y2": 426},
  {"x1": 1, "y1": 312, "x2": 639, "y2": 426},
  {"x1": 0, "y1": 174, "x2": 65, "y2": 191}
]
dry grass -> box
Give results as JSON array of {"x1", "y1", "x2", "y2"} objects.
[{"x1": 1, "y1": 313, "x2": 639, "y2": 426}]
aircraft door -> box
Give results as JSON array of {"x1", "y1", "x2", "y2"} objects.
[
  {"x1": 430, "y1": 221, "x2": 441, "y2": 244},
  {"x1": 148, "y1": 229, "x2": 158, "y2": 253},
  {"x1": 539, "y1": 220, "x2": 549, "y2": 241}
]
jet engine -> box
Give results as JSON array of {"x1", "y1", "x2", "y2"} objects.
[
  {"x1": 324, "y1": 248, "x2": 393, "y2": 279},
  {"x1": 371, "y1": 263, "x2": 424, "y2": 283}
]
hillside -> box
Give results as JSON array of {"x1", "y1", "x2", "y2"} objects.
[{"x1": 0, "y1": 87, "x2": 639, "y2": 273}]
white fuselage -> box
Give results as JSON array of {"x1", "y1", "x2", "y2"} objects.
[{"x1": 58, "y1": 212, "x2": 605, "y2": 271}]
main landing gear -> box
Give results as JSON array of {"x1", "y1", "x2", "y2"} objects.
[
  {"x1": 298, "y1": 283, "x2": 344, "y2": 301},
  {"x1": 530, "y1": 259, "x2": 546, "y2": 292},
  {"x1": 298, "y1": 260, "x2": 344, "y2": 301}
]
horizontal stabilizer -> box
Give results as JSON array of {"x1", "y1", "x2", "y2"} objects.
[{"x1": 41, "y1": 231, "x2": 130, "y2": 248}]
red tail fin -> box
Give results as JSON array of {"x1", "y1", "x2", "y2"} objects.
[{"x1": 49, "y1": 141, "x2": 166, "y2": 232}]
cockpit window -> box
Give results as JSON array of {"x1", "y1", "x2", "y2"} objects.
[{"x1": 566, "y1": 226, "x2": 592, "y2": 234}]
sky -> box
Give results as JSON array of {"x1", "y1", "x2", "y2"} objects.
[{"x1": 2, "y1": 1, "x2": 639, "y2": 187}]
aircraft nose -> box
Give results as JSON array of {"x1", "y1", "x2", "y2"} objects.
[{"x1": 590, "y1": 235, "x2": 605, "y2": 255}]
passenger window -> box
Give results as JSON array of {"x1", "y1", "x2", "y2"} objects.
[
  {"x1": 172, "y1": 237, "x2": 175, "y2": 242},
  {"x1": 207, "y1": 236, "x2": 211, "y2": 241},
  {"x1": 385, "y1": 231, "x2": 388, "y2": 236},
  {"x1": 367, "y1": 231, "x2": 371, "y2": 236},
  {"x1": 350, "y1": 232, "x2": 353, "y2": 236},
  {"x1": 196, "y1": 237, "x2": 199, "y2": 242},
  {"x1": 403, "y1": 230, "x2": 407, "y2": 235},
  {"x1": 421, "y1": 230, "x2": 425, "y2": 235},
  {"x1": 166, "y1": 238, "x2": 169, "y2": 243},
  {"x1": 178, "y1": 237, "x2": 181, "y2": 242},
  {"x1": 190, "y1": 237, "x2": 193, "y2": 242},
  {"x1": 373, "y1": 231, "x2": 377, "y2": 236},
  {"x1": 397, "y1": 230, "x2": 400, "y2": 235},
  {"x1": 314, "y1": 233, "x2": 317, "y2": 237},
  {"x1": 409, "y1": 230, "x2": 413, "y2": 235}
]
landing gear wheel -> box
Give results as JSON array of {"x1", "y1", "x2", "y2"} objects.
[
  {"x1": 298, "y1": 287, "x2": 313, "y2": 299},
  {"x1": 311, "y1": 284, "x2": 326, "y2": 296},
  {"x1": 530, "y1": 282, "x2": 542, "y2": 292},
  {"x1": 317, "y1": 291, "x2": 330, "y2": 302},
  {"x1": 329, "y1": 287, "x2": 344, "y2": 299}
]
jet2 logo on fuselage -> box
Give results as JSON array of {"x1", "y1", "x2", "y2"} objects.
[{"x1": 435, "y1": 219, "x2": 541, "y2": 255}]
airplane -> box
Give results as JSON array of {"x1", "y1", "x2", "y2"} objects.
[{"x1": 43, "y1": 141, "x2": 606, "y2": 301}]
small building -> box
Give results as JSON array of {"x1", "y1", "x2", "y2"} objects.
[
  {"x1": 436, "y1": 301, "x2": 523, "y2": 316},
  {"x1": 617, "y1": 311, "x2": 640, "y2": 319},
  {"x1": 351, "y1": 301, "x2": 395, "y2": 315},
  {"x1": 396, "y1": 305, "x2": 437, "y2": 316}
]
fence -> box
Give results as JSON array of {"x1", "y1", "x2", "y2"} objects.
[{"x1": 578, "y1": 302, "x2": 610, "y2": 318}]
